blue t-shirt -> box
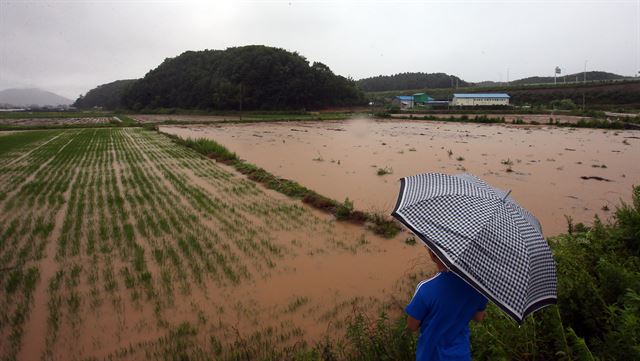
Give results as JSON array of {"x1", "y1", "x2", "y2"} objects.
[{"x1": 405, "y1": 271, "x2": 488, "y2": 361}]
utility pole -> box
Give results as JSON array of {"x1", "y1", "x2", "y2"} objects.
[
  {"x1": 583, "y1": 60, "x2": 588, "y2": 84},
  {"x1": 238, "y1": 84, "x2": 243, "y2": 121}
]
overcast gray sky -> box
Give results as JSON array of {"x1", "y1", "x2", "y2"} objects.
[{"x1": 1, "y1": 0, "x2": 639, "y2": 99}]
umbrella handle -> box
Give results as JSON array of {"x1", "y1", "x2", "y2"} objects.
[{"x1": 502, "y1": 189, "x2": 512, "y2": 202}]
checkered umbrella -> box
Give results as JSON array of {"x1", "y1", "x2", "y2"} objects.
[{"x1": 392, "y1": 172, "x2": 557, "y2": 324}]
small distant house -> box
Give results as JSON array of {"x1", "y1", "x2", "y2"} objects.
[
  {"x1": 412, "y1": 93, "x2": 434, "y2": 105},
  {"x1": 451, "y1": 93, "x2": 510, "y2": 106},
  {"x1": 392, "y1": 96, "x2": 415, "y2": 110}
]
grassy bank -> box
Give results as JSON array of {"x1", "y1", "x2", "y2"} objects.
[
  {"x1": 379, "y1": 113, "x2": 640, "y2": 130},
  {"x1": 161, "y1": 133, "x2": 401, "y2": 238},
  {"x1": 384, "y1": 114, "x2": 507, "y2": 124}
]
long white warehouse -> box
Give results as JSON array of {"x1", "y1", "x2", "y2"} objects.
[{"x1": 451, "y1": 93, "x2": 510, "y2": 106}]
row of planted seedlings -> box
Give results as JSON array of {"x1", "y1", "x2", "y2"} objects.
[
  {"x1": 0, "y1": 129, "x2": 94, "y2": 361},
  {"x1": 146, "y1": 129, "x2": 377, "y2": 256},
  {"x1": 116, "y1": 129, "x2": 247, "y2": 289},
  {"x1": 139, "y1": 129, "x2": 321, "y2": 245},
  {"x1": 0, "y1": 130, "x2": 63, "y2": 170},
  {"x1": 0, "y1": 130, "x2": 76, "y2": 205},
  {"x1": 128, "y1": 130, "x2": 367, "y2": 352},
  {"x1": 43, "y1": 128, "x2": 118, "y2": 358},
  {"x1": 1, "y1": 127, "x2": 321, "y2": 360},
  {"x1": 109, "y1": 127, "x2": 278, "y2": 343},
  {"x1": 41, "y1": 128, "x2": 175, "y2": 358},
  {"x1": 129, "y1": 129, "x2": 288, "y2": 274}
]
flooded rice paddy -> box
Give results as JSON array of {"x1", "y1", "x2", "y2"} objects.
[
  {"x1": 162, "y1": 117, "x2": 640, "y2": 237},
  {"x1": 0, "y1": 128, "x2": 422, "y2": 360},
  {"x1": 2, "y1": 120, "x2": 638, "y2": 359}
]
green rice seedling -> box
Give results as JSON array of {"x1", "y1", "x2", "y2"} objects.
[
  {"x1": 22, "y1": 267, "x2": 39, "y2": 294},
  {"x1": 286, "y1": 296, "x2": 310, "y2": 313},
  {"x1": 312, "y1": 153, "x2": 324, "y2": 162},
  {"x1": 132, "y1": 244, "x2": 146, "y2": 273},
  {"x1": 357, "y1": 234, "x2": 369, "y2": 246},
  {"x1": 67, "y1": 291, "x2": 81, "y2": 315},
  {"x1": 123, "y1": 223, "x2": 135, "y2": 248},
  {"x1": 120, "y1": 267, "x2": 136, "y2": 289},
  {"x1": 367, "y1": 212, "x2": 401, "y2": 238},
  {"x1": 335, "y1": 198, "x2": 354, "y2": 220},
  {"x1": 160, "y1": 268, "x2": 174, "y2": 299},
  {"x1": 104, "y1": 265, "x2": 118, "y2": 293},
  {"x1": 502, "y1": 158, "x2": 514, "y2": 173},
  {"x1": 5, "y1": 268, "x2": 23, "y2": 294},
  {"x1": 260, "y1": 238, "x2": 282, "y2": 256},
  {"x1": 152, "y1": 248, "x2": 164, "y2": 264},
  {"x1": 377, "y1": 167, "x2": 393, "y2": 176}
]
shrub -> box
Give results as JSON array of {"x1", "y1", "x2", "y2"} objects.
[
  {"x1": 336, "y1": 198, "x2": 354, "y2": 220},
  {"x1": 377, "y1": 167, "x2": 393, "y2": 176}
]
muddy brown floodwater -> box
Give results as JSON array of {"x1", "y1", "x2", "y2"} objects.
[{"x1": 162, "y1": 117, "x2": 640, "y2": 237}]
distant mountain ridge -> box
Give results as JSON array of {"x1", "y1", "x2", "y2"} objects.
[
  {"x1": 359, "y1": 71, "x2": 629, "y2": 92},
  {"x1": 356, "y1": 72, "x2": 469, "y2": 92},
  {"x1": 0, "y1": 88, "x2": 72, "y2": 107},
  {"x1": 508, "y1": 71, "x2": 627, "y2": 85}
]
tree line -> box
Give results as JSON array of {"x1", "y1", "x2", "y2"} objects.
[
  {"x1": 75, "y1": 46, "x2": 365, "y2": 111},
  {"x1": 356, "y1": 72, "x2": 469, "y2": 92}
]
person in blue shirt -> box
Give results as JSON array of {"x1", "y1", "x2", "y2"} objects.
[{"x1": 406, "y1": 246, "x2": 488, "y2": 361}]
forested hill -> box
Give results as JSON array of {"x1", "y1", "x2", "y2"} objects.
[
  {"x1": 356, "y1": 72, "x2": 469, "y2": 92},
  {"x1": 74, "y1": 79, "x2": 137, "y2": 109},
  {"x1": 122, "y1": 46, "x2": 365, "y2": 110},
  {"x1": 509, "y1": 71, "x2": 627, "y2": 85}
]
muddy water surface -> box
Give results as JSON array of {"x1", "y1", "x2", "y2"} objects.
[{"x1": 162, "y1": 118, "x2": 640, "y2": 237}]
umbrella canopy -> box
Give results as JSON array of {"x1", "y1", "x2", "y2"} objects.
[{"x1": 392, "y1": 172, "x2": 557, "y2": 324}]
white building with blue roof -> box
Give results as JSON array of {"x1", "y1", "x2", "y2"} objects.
[{"x1": 451, "y1": 93, "x2": 510, "y2": 106}]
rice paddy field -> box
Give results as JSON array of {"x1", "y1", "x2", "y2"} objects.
[{"x1": 0, "y1": 128, "x2": 420, "y2": 360}]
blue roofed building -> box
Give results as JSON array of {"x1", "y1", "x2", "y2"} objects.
[
  {"x1": 392, "y1": 95, "x2": 415, "y2": 110},
  {"x1": 451, "y1": 93, "x2": 510, "y2": 106}
]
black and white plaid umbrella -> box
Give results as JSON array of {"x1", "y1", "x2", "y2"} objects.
[{"x1": 392, "y1": 172, "x2": 557, "y2": 324}]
